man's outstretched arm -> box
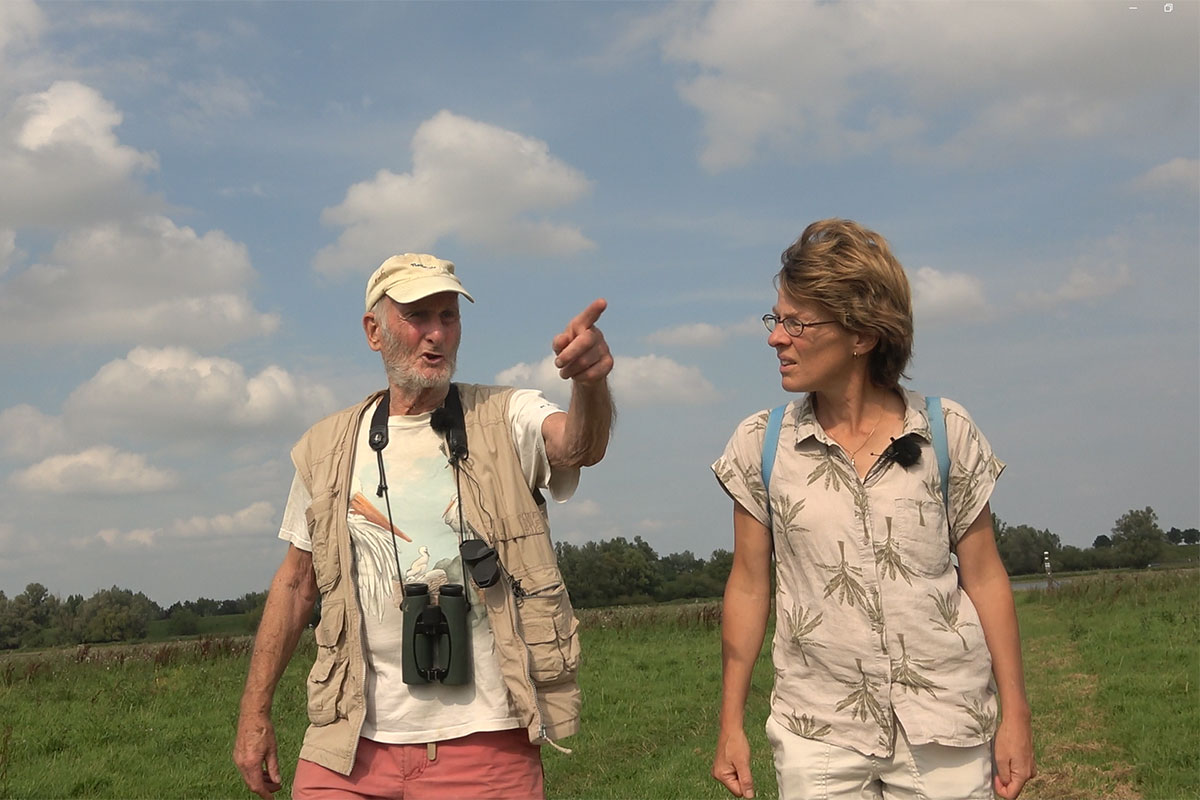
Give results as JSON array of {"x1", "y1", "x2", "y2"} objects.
[
  {"x1": 233, "y1": 544, "x2": 319, "y2": 799},
  {"x1": 543, "y1": 298, "x2": 615, "y2": 468}
]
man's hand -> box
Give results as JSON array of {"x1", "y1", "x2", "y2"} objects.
[
  {"x1": 542, "y1": 298, "x2": 615, "y2": 467},
  {"x1": 233, "y1": 711, "x2": 284, "y2": 799},
  {"x1": 552, "y1": 298, "x2": 613, "y2": 385},
  {"x1": 713, "y1": 727, "x2": 756, "y2": 798},
  {"x1": 993, "y1": 713, "x2": 1036, "y2": 799}
]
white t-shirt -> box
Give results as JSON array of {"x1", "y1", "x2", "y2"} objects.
[{"x1": 279, "y1": 388, "x2": 576, "y2": 743}]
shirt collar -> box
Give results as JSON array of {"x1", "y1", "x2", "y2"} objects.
[{"x1": 789, "y1": 387, "x2": 934, "y2": 448}]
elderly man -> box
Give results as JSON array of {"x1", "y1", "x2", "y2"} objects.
[{"x1": 233, "y1": 254, "x2": 613, "y2": 800}]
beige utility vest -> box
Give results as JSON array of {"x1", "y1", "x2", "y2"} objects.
[{"x1": 291, "y1": 384, "x2": 582, "y2": 775}]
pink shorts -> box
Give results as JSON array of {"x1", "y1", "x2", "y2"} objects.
[{"x1": 292, "y1": 729, "x2": 544, "y2": 800}]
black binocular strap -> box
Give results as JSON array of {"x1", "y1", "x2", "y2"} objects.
[
  {"x1": 369, "y1": 386, "x2": 473, "y2": 600},
  {"x1": 369, "y1": 391, "x2": 405, "y2": 593}
]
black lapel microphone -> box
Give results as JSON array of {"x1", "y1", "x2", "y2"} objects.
[
  {"x1": 430, "y1": 384, "x2": 468, "y2": 465},
  {"x1": 880, "y1": 432, "x2": 922, "y2": 468}
]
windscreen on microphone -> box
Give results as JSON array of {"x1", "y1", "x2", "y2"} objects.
[
  {"x1": 883, "y1": 433, "x2": 922, "y2": 468},
  {"x1": 430, "y1": 407, "x2": 452, "y2": 434},
  {"x1": 430, "y1": 385, "x2": 468, "y2": 464}
]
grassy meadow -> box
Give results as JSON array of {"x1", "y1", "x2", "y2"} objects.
[{"x1": 0, "y1": 570, "x2": 1196, "y2": 799}]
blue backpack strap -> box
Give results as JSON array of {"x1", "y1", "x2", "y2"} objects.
[
  {"x1": 762, "y1": 404, "x2": 786, "y2": 524},
  {"x1": 926, "y1": 396, "x2": 950, "y2": 510}
]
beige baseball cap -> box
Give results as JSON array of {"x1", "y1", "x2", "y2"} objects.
[{"x1": 364, "y1": 253, "x2": 475, "y2": 312}]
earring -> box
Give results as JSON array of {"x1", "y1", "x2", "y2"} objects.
[{"x1": 852, "y1": 350, "x2": 860, "y2": 358}]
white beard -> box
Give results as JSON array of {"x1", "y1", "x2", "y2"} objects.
[{"x1": 384, "y1": 357, "x2": 456, "y2": 393}]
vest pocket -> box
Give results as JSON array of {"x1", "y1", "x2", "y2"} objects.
[
  {"x1": 517, "y1": 581, "x2": 581, "y2": 686},
  {"x1": 306, "y1": 599, "x2": 349, "y2": 726},
  {"x1": 305, "y1": 493, "x2": 341, "y2": 593}
]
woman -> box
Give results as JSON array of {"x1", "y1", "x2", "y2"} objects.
[{"x1": 711, "y1": 219, "x2": 1034, "y2": 800}]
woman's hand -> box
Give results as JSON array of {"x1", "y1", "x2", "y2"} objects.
[
  {"x1": 713, "y1": 726, "x2": 756, "y2": 798},
  {"x1": 993, "y1": 712, "x2": 1036, "y2": 799}
]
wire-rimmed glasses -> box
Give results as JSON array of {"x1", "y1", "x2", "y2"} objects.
[{"x1": 762, "y1": 314, "x2": 837, "y2": 337}]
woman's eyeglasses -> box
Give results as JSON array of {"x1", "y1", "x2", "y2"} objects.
[{"x1": 762, "y1": 314, "x2": 837, "y2": 337}]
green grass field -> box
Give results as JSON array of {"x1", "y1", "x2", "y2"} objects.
[
  {"x1": 0, "y1": 570, "x2": 1195, "y2": 799},
  {"x1": 1014, "y1": 570, "x2": 1199, "y2": 800}
]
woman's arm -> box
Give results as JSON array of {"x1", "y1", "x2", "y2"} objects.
[
  {"x1": 712, "y1": 501, "x2": 774, "y2": 799},
  {"x1": 956, "y1": 502, "x2": 1036, "y2": 799}
]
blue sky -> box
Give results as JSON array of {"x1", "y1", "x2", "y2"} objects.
[{"x1": 0, "y1": 0, "x2": 1196, "y2": 605}]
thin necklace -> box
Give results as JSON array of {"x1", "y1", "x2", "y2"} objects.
[{"x1": 846, "y1": 409, "x2": 883, "y2": 467}]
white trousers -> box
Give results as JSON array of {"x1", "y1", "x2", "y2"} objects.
[{"x1": 766, "y1": 715, "x2": 993, "y2": 800}]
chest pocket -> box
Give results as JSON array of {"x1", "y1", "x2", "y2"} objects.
[
  {"x1": 305, "y1": 491, "x2": 342, "y2": 593},
  {"x1": 890, "y1": 497, "x2": 952, "y2": 579}
]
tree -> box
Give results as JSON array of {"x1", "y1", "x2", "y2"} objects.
[
  {"x1": 1092, "y1": 534, "x2": 1113, "y2": 549},
  {"x1": 75, "y1": 586, "x2": 159, "y2": 643},
  {"x1": 1166, "y1": 527, "x2": 1184, "y2": 545},
  {"x1": 0, "y1": 591, "x2": 17, "y2": 650},
  {"x1": 167, "y1": 607, "x2": 201, "y2": 636},
  {"x1": 705, "y1": 548, "x2": 735, "y2": 588},
  {"x1": 555, "y1": 536, "x2": 664, "y2": 607},
  {"x1": 1056, "y1": 545, "x2": 1093, "y2": 573},
  {"x1": 245, "y1": 597, "x2": 268, "y2": 633},
  {"x1": 995, "y1": 524, "x2": 1061, "y2": 575},
  {"x1": 235, "y1": 590, "x2": 269, "y2": 614},
  {"x1": 657, "y1": 550, "x2": 725, "y2": 602},
  {"x1": 1110, "y1": 506, "x2": 1167, "y2": 568},
  {"x1": 187, "y1": 597, "x2": 221, "y2": 617},
  {"x1": 1182, "y1": 528, "x2": 1199, "y2": 546}
]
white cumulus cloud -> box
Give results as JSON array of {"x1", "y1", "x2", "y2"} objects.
[
  {"x1": 556, "y1": 499, "x2": 602, "y2": 522},
  {"x1": 85, "y1": 500, "x2": 276, "y2": 549},
  {"x1": 646, "y1": 317, "x2": 762, "y2": 348},
  {"x1": 496, "y1": 353, "x2": 717, "y2": 407},
  {"x1": 10, "y1": 445, "x2": 178, "y2": 494},
  {"x1": 0, "y1": 404, "x2": 68, "y2": 459},
  {"x1": 495, "y1": 355, "x2": 569, "y2": 403},
  {"x1": 0, "y1": 215, "x2": 279, "y2": 348},
  {"x1": 1020, "y1": 264, "x2": 1133, "y2": 310},
  {"x1": 0, "y1": 0, "x2": 44, "y2": 63},
  {"x1": 0, "y1": 80, "x2": 159, "y2": 226},
  {"x1": 1132, "y1": 157, "x2": 1200, "y2": 195},
  {"x1": 654, "y1": 1, "x2": 1197, "y2": 170},
  {"x1": 612, "y1": 354, "x2": 719, "y2": 406},
  {"x1": 64, "y1": 346, "x2": 337, "y2": 437},
  {"x1": 171, "y1": 500, "x2": 276, "y2": 539},
  {"x1": 314, "y1": 110, "x2": 593, "y2": 274},
  {"x1": 93, "y1": 527, "x2": 160, "y2": 548},
  {"x1": 911, "y1": 267, "x2": 991, "y2": 326}
]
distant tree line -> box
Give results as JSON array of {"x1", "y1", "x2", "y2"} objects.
[
  {"x1": 1, "y1": 507, "x2": 1193, "y2": 649},
  {"x1": 554, "y1": 537, "x2": 734, "y2": 608},
  {"x1": 995, "y1": 506, "x2": 1197, "y2": 575},
  {"x1": 554, "y1": 507, "x2": 1196, "y2": 605},
  {"x1": 0, "y1": 585, "x2": 267, "y2": 652}
]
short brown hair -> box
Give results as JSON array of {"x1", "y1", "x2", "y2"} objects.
[{"x1": 777, "y1": 218, "x2": 913, "y2": 388}]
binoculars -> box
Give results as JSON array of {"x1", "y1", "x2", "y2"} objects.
[{"x1": 401, "y1": 583, "x2": 471, "y2": 685}]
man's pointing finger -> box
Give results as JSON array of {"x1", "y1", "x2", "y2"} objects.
[{"x1": 568, "y1": 298, "x2": 607, "y2": 334}]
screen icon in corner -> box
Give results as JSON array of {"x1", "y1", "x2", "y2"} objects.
[{"x1": 1163, "y1": 2, "x2": 1173, "y2": 10}]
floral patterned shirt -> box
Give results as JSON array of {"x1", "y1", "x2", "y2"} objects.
[{"x1": 712, "y1": 389, "x2": 1005, "y2": 757}]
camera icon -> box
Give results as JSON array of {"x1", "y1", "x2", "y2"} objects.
[{"x1": 1164, "y1": 2, "x2": 1173, "y2": 10}]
